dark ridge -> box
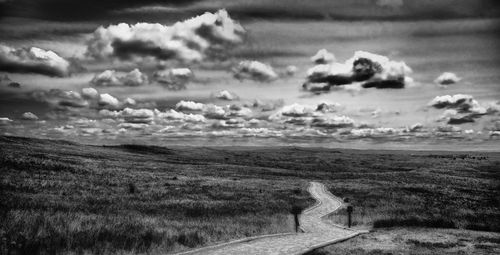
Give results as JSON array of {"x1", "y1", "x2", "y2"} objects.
[{"x1": 118, "y1": 144, "x2": 175, "y2": 155}]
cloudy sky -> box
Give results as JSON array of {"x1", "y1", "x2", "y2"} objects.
[{"x1": 0, "y1": 0, "x2": 499, "y2": 150}]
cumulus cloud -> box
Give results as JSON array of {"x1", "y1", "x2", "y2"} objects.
[
  {"x1": 311, "y1": 115, "x2": 354, "y2": 128},
  {"x1": 174, "y1": 100, "x2": 251, "y2": 120},
  {"x1": 212, "y1": 118, "x2": 245, "y2": 129},
  {"x1": 276, "y1": 103, "x2": 315, "y2": 118},
  {"x1": 227, "y1": 105, "x2": 252, "y2": 118},
  {"x1": 86, "y1": 9, "x2": 245, "y2": 62},
  {"x1": 233, "y1": 60, "x2": 278, "y2": 82},
  {"x1": 21, "y1": 112, "x2": 39, "y2": 120},
  {"x1": 316, "y1": 102, "x2": 341, "y2": 113},
  {"x1": 303, "y1": 50, "x2": 413, "y2": 91},
  {"x1": 311, "y1": 49, "x2": 335, "y2": 64},
  {"x1": 81, "y1": 87, "x2": 99, "y2": 99},
  {"x1": 429, "y1": 94, "x2": 485, "y2": 114},
  {"x1": 349, "y1": 128, "x2": 390, "y2": 137},
  {"x1": 91, "y1": 69, "x2": 148, "y2": 87},
  {"x1": 0, "y1": 43, "x2": 71, "y2": 77},
  {"x1": 203, "y1": 104, "x2": 227, "y2": 119},
  {"x1": 98, "y1": 93, "x2": 121, "y2": 109},
  {"x1": 429, "y1": 94, "x2": 494, "y2": 125},
  {"x1": 156, "y1": 109, "x2": 206, "y2": 123},
  {"x1": 176, "y1": 100, "x2": 205, "y2": 111},
  {"x1": 486, "y1": 101, "x2": 500, "y2": 114},
  {"x1": 0, "y1": 117, "x2": 13, "y2": 125},
  {"x1": 214, "y1": 90, "x2": 238, "y2": 100},
  {"x1": 407, "y1": 123, "x2": 423, "y2": 132},
  {"x1": 153, "y1": 68, "x2": 192, "y2": 90},
  {"x1": 284, "y1": 65, "x2": 298, "y2": 76},
  {"x1": 117, "y1": 123, "x2": 150, "y2": 130},
  {"x1": 120, "y1": 108, "x2": 155, "y2": 124},
  {"x1": 32, "y1": 89, "x2": 89, "y2": 109},
  {"x1": 435, "y1": 72, "x2": 461, "y2": 85},
  {"x1": 124, "y1": 98, "x2": 137, "y2": 106}
]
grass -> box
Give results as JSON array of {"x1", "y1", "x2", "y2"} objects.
[
  {"x1": 324, "y1": 153, "x2": 500, "y2": 232},
  {"x1": 305, "y1": 228, "x2": 500, "y2": 255},
  {"x1": 0, "y1": 135, "x2": 499, "y2": 254}
]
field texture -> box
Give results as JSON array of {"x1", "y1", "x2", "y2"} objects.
[{"x1": 0, "y1": 136, "x2": 499, "y2": 254}]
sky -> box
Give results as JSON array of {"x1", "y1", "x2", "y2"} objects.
[{"x1": 0, "y1": 0, "x2": 499, "y2": 150}]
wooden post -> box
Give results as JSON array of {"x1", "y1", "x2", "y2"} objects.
[
  {"x1": 291, "y1": 205, "x2": 302, "y2": 233},
  {"x1": 347, "y1": 205, "x2": 353, "y2": 228}
]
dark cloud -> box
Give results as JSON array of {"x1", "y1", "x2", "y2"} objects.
[{"x1": 2, "y1": 0, "x2": 199, "y2": 20}]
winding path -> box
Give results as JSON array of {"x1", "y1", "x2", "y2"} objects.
[{"x1": 174, "y1": 182, "x2": 366, "y2": 255}]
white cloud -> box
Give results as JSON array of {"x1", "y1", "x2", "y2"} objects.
[
  {"x1": 81, "y1": 87, "x2": 99, "y2": 99},
  {"x1": 153, "y1": 68, "x2": 192, "y2": 90},
  {"x1": 311, "y1": 49, "x2": 335, "y2": 64},
  {"x1": 170, "y1": 101, "x2": 232, "y2": 119},
  {"x1": 407, "y1": 123, "x2": 423, "y2": 132},
  {"x1": 98, "y1": 93, "x2": 121, "y2": 109},
  {"x1": 203, "y1": 104, "x2": 227, "y2": 119},
  {"x1": 120, "y1": 108, "x2": 155, "y2": 124},
  {"x1": 117, "y1": 123, "x2": 150, "y2": 130},
  {"x1": 305, "y1": 50, "x2": 413, "y2": 90},
  {"x1": 486, "y1": 101, "x2": 500, "y2": 114},
  {"x1": 21, "y1": 112, "x2": 39, "y2": 120},
  {"x1": 214, "y1": 90, "x2": 238, "y2": 101},
  {"x1": 429, "y1": 94, "x2": 486, "y2": 114},
  {"x1": 285, "y1": 65, "x2": 298, "y2": 76},
  {"x1": 86, "y1": 9, "x2": 245, "y2": 62},
  {"x1": 0, "y1": 44, "x2": 71, "y2": 77},
  {"x1": 0, "y1": 117, "x2": 13, "y2": 125},
  {"x1": 349, "y1": 127, "x2": 400, "y2": 137},
  {"x1": 435, "y1": 72, "x2": 461, "y2": 85},
  {"x1": 311, "y1": 115, "x2": 354, "y2": 128},
  {"x1": 228, "y1": 105, "x2": 252, "y2": 117},
  {"x1": 175, "y1": 100, "x2": 205, "y2": 111},
  {"x1": 279, "y1": 103, "x2": 315, "y2": 117},
  {"x1": 124, "y1": 98, "x2": 136, "y2": 106},
  {"x1": 233, "y1": 60, "x2": 278, "y2": 82},
  {"x1": 91, "y1": 69, "x2": 148, "y2": 87},
  {"x1": 316, "y1": 102, "x2": 341, "y2": 113},
  {"x1": 212, "y1": 118, "x2": 245, "y2": 129},
  {"x1": 155, "y1": 109, "x2": 206, "y2": 123},
  {"x1": 99, "y1": 109, "x2": 121, "y2": 118},
  {"x1": 490, "y1": 131, "x2": 500, "y2": 137}
]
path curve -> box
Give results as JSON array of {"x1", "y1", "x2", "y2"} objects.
[{"x1": 173, "y1": 182, "x2": 367, "y2": 255}]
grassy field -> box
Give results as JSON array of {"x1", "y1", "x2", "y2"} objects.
[
  {"x1": 0, "y1": 136, "x2": 499, "y2": 254},
  {"x1": 306, "y1": 228, "x2": 500, "y2": 255}
]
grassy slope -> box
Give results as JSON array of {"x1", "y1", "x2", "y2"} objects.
[{"x1": 0, "y1": 136, "x2": 499, "y2": 254}]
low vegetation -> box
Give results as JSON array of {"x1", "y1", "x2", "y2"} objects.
[
  {"x1": 0, "y1": 136, "x2": 499, "y2": 254},
  {"x1": 305, "y1": 228, "x2": 500, "y2": 255}
]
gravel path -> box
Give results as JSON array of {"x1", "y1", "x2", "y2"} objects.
[{"x1": 174, "y1": 182, "x2": 366, "y2": 255}]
